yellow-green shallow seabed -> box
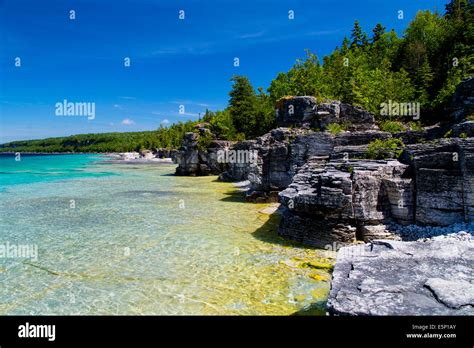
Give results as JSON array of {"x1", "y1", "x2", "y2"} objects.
[{"x1": 0, "y1": 154, "x2": 335, "y2": 315}]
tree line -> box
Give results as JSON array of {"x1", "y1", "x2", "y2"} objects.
[{"x1": 2, "y1": 0, "x2": 472, "y2": 153}]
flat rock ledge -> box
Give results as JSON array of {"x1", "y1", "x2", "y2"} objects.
[{"x1": 327, "y1": 232, "x2": 474, "y2": 316}]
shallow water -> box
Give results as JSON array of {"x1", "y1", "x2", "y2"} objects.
[{"x1": 0, "y1": 154, "x2": 333, "y2": 315}]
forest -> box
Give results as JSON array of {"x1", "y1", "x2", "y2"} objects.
[{"x1": 1, "y1": 0, "x2": 472, "y2": 153}]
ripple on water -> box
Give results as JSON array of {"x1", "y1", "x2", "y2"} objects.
[{"x1": 0, "y1": 158, "x2": 334, "y2": 315}]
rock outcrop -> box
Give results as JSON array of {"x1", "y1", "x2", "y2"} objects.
[
  {"x1": 401, "y1": 138, "x2": 474, "y2": 226},
  {"x1": 155, "y1": 148, "x2": 178, "y2": 162},
  {"x1": 175, "y1": 94, "x2": 473, "y2": 246},
  {"x1": 278, "y1": 138, "x2": 474, "y2": 246},
  {"x1": 175, "y1": 131, "x2": 235, "y2": 176},
  {"x1": 278, "y1": 159, "x2": 412, "y2": 247},
  {"x1": 245, "y1": 128, "x2": 334, "y2": 202},
  {"x1": 448, "y1": 76, "x2": 474, "y2": 122},
  {"x1": 327, "y1": 232, "x2": 474, "y2": 315},
  {"x1": 275, "y1": 96, "x2": 376, "y2": 131}
]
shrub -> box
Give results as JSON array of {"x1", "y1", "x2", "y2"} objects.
[
  {"x1": 366, "y1": 138, "x2": 405, "y2": 159},
  {"x1": 326, "y1": 123, "x2": 344, "y2": 135},
  {"x1": 379, "y1": 120, "x2": 406, "y2": 133},
  {"x1": 326, "y1": 121, "x2": 352, "y2": 135},
  {"x1": 197, "y1": 131, "x2": 213, "y2": 151},
  {"x1": 408, "y1": 121, "x2": 423, "y2": 131}
]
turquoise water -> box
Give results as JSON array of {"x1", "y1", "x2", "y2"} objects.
[{"x1": 0, "y1": 154, "x2": 333, "y2": 315}]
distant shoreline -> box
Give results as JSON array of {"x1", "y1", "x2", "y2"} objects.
[
  {"x1": 0, "y1": 152, "x2": 176, "y2": 164},
  {"x1": 0, "y1": 152, "x2": 109, "y2": 155}
]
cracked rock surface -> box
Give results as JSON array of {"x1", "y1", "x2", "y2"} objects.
[{"x1": 327, "y1": 232, "x2": 474, "y2": 315}]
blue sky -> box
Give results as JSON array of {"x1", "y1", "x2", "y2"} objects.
[{"x1": 0, "y1": 0, "x2": 448, "y2": 142}]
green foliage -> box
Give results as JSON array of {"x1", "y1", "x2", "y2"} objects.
[
  {"x1": 326, "y1": 122, "x2": 349, "y2": 135},
  {"x1": 326, "y1": 123, "x2": 344, "y2": 135},
  {"x1": 0, "y1": 121, "x2": 198, "y2": 153},
  {"x1": 366, "y1": 138, "x2": 405, "y2": 159},
  {"x1": 228, "y1": 75, "x2": 258, "y2": 139},
  {"x1": 267, "y1": 1, "x2": 472, "y2": 122},
  {"x1": 4, "y1": 1, "x2": 472, "y2": 152},
  {"x1": 206, "y1": 109, "x2": 237, "y2": 140},
  {"x1": 444, "y1": 129, "x2": 454, "y2": 138},
  {"x1": 197, "y1": 131, "x2": 214, "y2": 151},
  {"x1": 351, "y1": 20, "x2": 369, "y2": 48},
  {"x1": 459, "y1": 132, "x2": 468, "y2": 138},
  {"x1": 379, "y1": 120, "x2": 406, "y2": 133},
  {"x1": 228, "y1": 76, "x2": 275, "y2": 139},
  {"x1": 408, "y1": 121, "x2": 424, "y2": 131}
]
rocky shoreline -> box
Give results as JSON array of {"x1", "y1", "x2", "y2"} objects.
[
  {"x1": 173, "y1": 77, "x2": 474, "y2": 315},
  {"x1": 327, "y1": 232, "x2": 474, "y2": 315}
]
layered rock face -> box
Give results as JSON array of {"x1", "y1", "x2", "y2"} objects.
[
  {"x1": 275, "y1": 96, "x2": 376, "y2": 131},
  {"x1": 245, "y1": 128, "x2": 334, "y2": 202},
  {"x1": 448, "y1": 76, "x2": 474, "y2": 121},
  {"x1": 175, "y1": 131, "x2": 234, "y2": 176},
  {"x1": 218, "y1": 140, "x2": 257, "y2": 182},
  {"x1": 327, "y1": 232, "x2": 474, "y2": 315},
  {"x1": 402, "y1": 138, "x2": 474, "y2": 226},
  {"x1": 278, "y1": 159, "x2": 412, "y2": 247},
  {"x1": 175, "y1": 94, "x2": 473, "y2": 246},
  {"x1": 155, "y1": 148, "x2": 178, "y2": 161},
  {"x1": 278, "y1": 138, "x2": 474, "y2": 247}
]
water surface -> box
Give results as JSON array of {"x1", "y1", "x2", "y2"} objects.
[{"x1": 0, "y1": 154, "x2": 333, "y2": 315}]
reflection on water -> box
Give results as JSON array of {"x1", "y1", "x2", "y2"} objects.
[{"x1": 0, "y1": 156, "x2": 334, "y2": 315}]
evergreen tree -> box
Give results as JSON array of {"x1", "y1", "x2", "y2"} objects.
[
  {"x1": 341, "y1": 36, "x2": 350, "y2": 54},
  {"x1": 350, "y1": 20, "x2": 368, "y2": 48},
  {"x1": 228, "y1": 75, "x2": 258, "y2": 139},
  {"x1": 372, "y1": 23, "x2": 386, "y2": 43}
]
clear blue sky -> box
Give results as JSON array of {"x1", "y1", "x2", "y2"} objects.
[{"x1": 0, "y1": 0, "x2": 448, "y2": 143}]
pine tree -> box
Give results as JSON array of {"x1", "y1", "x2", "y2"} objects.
[
  {"x1": 372, "y1": 23, "x2": 386, "y2": 43},
  {"x1": 228, "y1": 75, "x2": 258, "y2": 139},
  {"x1": 341, "y1": 36, "x2": 350, "y2": 54},
  {"x1": 350, "y1": 20, "x2": 368, "y2": 48}
]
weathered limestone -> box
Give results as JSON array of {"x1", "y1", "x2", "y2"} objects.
[
  {"x1": 175, "y1": 131, "x2": 234, "y2": 176},
  {"x1": 175, "y1": 132, "x2": 200, "y2": 176},
  {"x1": 175, "y1": 95, "x2": 473, "y2": 247},
  {"x1": 218, "y1": 140, "x2": 257, "y2": 182},
  {"x1": 448, "y1": 76, "x2": 474, "y2": 121},
  {"x1": 327, "y1": 232, "x2": 474, "y2": 315},
  {"x1": 278, "y1": 159, "x2": 411, "y2": 247},
  {"x1": 155, "y1": 148, "x2": 178, "y2": 161},
  {"x1": 402, "y1": 139, "x2": 474, "y2": 226},
  {"x1": 275, "y1": 97, "x2": 376, "y2": 130}
]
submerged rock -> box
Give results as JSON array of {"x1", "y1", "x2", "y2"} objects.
[{"x1": 327, "y1": 232, "x2": 474, "y2": 315}]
